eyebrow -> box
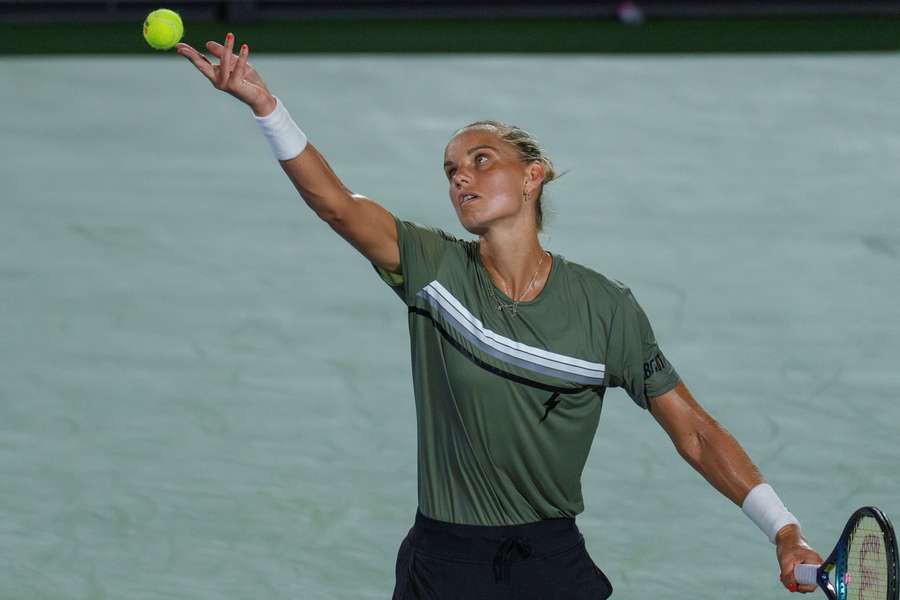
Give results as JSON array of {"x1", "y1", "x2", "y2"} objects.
[{"x1": 443, "y1": 145, "x2": 500, "y2": 168}]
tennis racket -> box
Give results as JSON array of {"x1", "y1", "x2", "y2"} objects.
[{"x1": 793, "y1": 506, "x2": 898, "y2": 600}]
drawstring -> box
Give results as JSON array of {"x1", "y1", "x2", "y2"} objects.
[{"x1": 492, "y1": 536, "x2": 532, "y2": 584}]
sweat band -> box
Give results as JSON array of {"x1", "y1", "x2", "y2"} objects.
[
  {"x1": 253, "y1": 96, "x2": 308, "y2": 161},
  {"x1": 741, "y1": 483, "x2": 801, "y2": 544}
]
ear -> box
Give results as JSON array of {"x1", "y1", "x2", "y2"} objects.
[
  {"x1": 524, "y1": 161, "x2": 546, "y2": 195},
  {"x1": 527, "y1": 161, "x2": 545, "y2": 185}
]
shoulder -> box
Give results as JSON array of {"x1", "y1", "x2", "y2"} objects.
[
  {"x1": 395, "y1": 219, "x2": 471, "y2": 268},
  {"x1": 398, "y1": 218, "x2": 465, "y2": 245},
  {"x1": 555, "y1": 254, "x2": 633, "y2": 306}
]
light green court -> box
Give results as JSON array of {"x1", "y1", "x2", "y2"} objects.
[{"x1": 1, "y1": 53, "x2": 898, "y2": 599}]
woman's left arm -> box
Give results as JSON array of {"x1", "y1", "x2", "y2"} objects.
[{"x1": 650, "y1": 380, "x2": 823, "y2": 594}]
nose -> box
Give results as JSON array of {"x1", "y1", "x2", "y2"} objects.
[{"x1": 452, "y1": 166, "x2": 472, "y2": 187}]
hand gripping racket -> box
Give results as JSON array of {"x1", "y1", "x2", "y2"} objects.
[{"x1": 794, "y1": 506, "x2": 898, "y2": 600}]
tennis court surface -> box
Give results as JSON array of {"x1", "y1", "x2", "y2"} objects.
[{"x1": 1, "y1": 53, "x2": 898, "y2": 599}]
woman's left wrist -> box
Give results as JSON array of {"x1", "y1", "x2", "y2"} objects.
[
  {"x1": 742, "y1": 483, "x2": 801, "y2": 544},
  {"x1": 774, "y1": 523, "x2": 804, "y2": 546}
]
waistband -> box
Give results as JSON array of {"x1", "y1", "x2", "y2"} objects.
[{"x1": 409, "y1": 508, "x2": 583, "y2": 563}]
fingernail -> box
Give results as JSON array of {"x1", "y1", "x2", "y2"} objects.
[
  {"x1": 242, "y1": 44, "x2": 247, "y2": 52},
  {"x1": 788, "y1": 583, "x2": 798, "y2": 593}
]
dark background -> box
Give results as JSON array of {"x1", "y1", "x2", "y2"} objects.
[
  {"x1": 5, "y1": 0, "x2": 900, "y2": 22},
  {"x1": 2, "y1": 1, "x2": 900, "y2": 55}
]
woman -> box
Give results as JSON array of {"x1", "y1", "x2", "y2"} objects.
[{"x1": 176, "y1": 34, "x2": 822, "y2": 598}]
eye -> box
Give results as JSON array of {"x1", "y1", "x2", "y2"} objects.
[
  {"x1": 446, "y1": 167, "x2": 456, "y2": 179},
  {"x1": 475, "y1": 153, "x2": 489, "y2": 166}
]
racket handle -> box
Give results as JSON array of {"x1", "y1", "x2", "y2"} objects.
[{"x1": 794, "y1": 564, "x2": 820, "y2": 586}]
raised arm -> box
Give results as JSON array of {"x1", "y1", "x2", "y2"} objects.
[
  {"x1": 176, "y1": 33, "x2": 400, "y2": 273},
  {"x1": 650, "y1": 381, "x2": 822, "y2": 593},
  {"x1": 281, "y1": 144, "x2": 400, "y2": 272}
]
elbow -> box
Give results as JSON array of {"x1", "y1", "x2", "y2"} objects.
[
  {"x1": 673, "y1": 419, "x2": 729, "y2": 473},
  {"x1": 317, "y1": 193, "x2": 356, "y2": 224},
  {"x1": 318, "y1": 205, "x2": 343, "y2": 224},
  {"x1": 674, "y1": 430, "x2": 706, "y2": 470}
]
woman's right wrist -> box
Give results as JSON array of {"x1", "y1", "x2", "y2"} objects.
[
  {"x1": 251, "y1": 94, "x2": 277, "y2": 118},
  {"x1": 253, "y1": 95, "x2": 308, "y2": 161}
]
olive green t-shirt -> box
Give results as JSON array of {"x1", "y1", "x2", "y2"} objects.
[{"x1": 374, "y1": 216, "x2": 680, "y2": 526}]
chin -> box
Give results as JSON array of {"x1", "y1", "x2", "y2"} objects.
[
  {"x1": 461, "y1": 223, "x2": 489, "y2": 236},
  {"x1": 456, "y1": 211, "x2": 492, "y2": 236},
  {"x1": 452, "y1": 197, "x2": 517, "y2": 236}
]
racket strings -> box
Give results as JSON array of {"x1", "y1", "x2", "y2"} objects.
[{"x1": 845, "y1": 516, "x2": 889, "y2": 599}]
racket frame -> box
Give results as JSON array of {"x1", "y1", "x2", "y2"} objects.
[{"x1": 809, "y1": 506, "x2": 898, "y2": 600}]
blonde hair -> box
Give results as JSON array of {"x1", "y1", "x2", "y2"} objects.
[{"x1": 456, "y1": 120, "x2": 557, "y2": 232}]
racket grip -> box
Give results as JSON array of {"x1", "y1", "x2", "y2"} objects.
[{"x1": 794, "y1": 564, "x2": 820, "y2": 586}]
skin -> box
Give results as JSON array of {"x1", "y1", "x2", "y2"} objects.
[
  {"x1": 178, "y1": 33, "x2": 823, "y2": 593},
  {"x1": 650, "y1": 383, "x2": 822, "y2": 592},
  {"x1": 443, "y1": 128, "x2": 550, "y2": 299}
]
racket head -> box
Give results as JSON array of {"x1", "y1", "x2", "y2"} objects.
[{"x1": 826, "y1": 506, "x2": 898, "y2": 600}]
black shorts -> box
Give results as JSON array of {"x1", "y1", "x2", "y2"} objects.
[{"x1": 392, "y1": 509, "x2": 613, "y2": 600}]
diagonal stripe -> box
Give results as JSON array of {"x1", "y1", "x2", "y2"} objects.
[
  {"x1": 409, "y1": 307, "x2": 596, "y2": 395},
  {"x1": 423, "y1": 281, "x2": 605, "y2": 376},
  {"x1": 417, "y1": 281, "x2": 605, "y2": 385}
]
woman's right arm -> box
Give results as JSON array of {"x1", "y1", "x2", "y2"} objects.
[
  {"x1": 280, "y1": 144, "x2": 400, "y2": 273},
  {"x1": 176, "y1": 33, "x2": 400, "y2": 274}
]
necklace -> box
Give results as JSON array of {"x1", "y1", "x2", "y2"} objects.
[{"x1": 485, "y1": 250, "x2": 549, "y2": 317}]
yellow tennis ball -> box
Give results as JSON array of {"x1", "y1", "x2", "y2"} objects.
[{"x1": 142, "y1": 8, "x2": 184, "y2": 51}]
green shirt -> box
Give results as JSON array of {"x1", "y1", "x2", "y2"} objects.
[{"x1": 374, "y1": 216, "x2": 680, "y2": 525}]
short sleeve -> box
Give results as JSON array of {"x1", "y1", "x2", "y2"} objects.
[
  {"x1": 372, "y1": 214, "x2": 458, "y2": 305},
  {"x1": 605, "y1": 287, "x2": 680, "y2": 410}
]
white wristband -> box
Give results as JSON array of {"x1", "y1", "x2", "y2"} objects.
[
  {"x1": 741, "y1": 483, "x2": 801, "y2": 544},
  {"x1": 253, "y1": 96, "x2": 308, "y2": 161}
]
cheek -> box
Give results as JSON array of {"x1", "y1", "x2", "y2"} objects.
[{"x1": 485, "y1": 171, "x2": 522, "y2": 201}]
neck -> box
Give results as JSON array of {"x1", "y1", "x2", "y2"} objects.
[{"x1": 478, "y1": 229, "x2": 550, "y2": 301}]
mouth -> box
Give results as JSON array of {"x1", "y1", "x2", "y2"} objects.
[{"x1": 458, "y1": 192, "x2": 481, "y2": 206}]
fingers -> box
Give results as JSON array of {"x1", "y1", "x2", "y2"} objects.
[
  {"x1": 205, "y1": 40, "x2": 228, "y2": 58},
  {"x1": 777, "y1": 539, "x2": 824, "y2": 594},
  {"x1": 228, "y1": 43, "x2": 250, "y2": 89},
  {"x1": 175, "y1": 43, "x2": 215, "y2": 82},
  {"x1": 176, "y1": 42, "x2": 210, "y2": 63},
  {"x1": 178, "y1": 33, "x2": 259, "y2": 103},
  {"x1": 217, "y1": 32, "x2": 235, "y2": 89},
  {"x1": 780, "y1": 568, "x2": 798, "y2": 592},
  {"x1": 779, "y1": 565, "x2": 817, "y2": 594}
]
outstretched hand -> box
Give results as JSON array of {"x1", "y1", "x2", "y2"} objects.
[
  {"x1": 776, "y1": 525, "x2": 823, "y2": 594},
  {"x1": 176, "y1": 33, "x2": 276, "y2": 116}
]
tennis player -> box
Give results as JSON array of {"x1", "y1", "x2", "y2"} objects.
[{"x1": 177, "y1": 34, "x2": 823, "y2": 598}]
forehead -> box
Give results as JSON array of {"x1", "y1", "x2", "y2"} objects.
[{"x1": 443, "y1": 127, "x2": 509, "y2": 161}]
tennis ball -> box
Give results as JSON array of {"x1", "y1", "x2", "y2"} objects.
[{"x1": 142, "y1": 8, "x2": 184, "y2": 51}]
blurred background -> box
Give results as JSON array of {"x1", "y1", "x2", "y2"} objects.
[
  {"x1": 2, "y1": 0, "x2": 900, "y2": 52},
  {"x1": 2, "y1": 2, "x2": 899, "y2": 600}
]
